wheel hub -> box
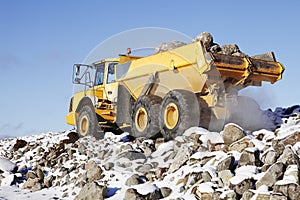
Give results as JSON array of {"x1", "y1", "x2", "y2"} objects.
[
  {"x1": 80, "y1": 116, "x2": 89, "y2": 136},
  {"x1": 135, "y1": 107, "x2": 148, "y2": 132},
  {"x1": 164, "y1": 102, "x2": 179, "y2": 130}
]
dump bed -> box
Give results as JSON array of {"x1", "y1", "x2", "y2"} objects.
[
  {"x1": 116, "y1": 41, "x2": 284, "y2": 99},
  {"x1": 211, "y1": 52, "x2": 284, "y2": 84}
]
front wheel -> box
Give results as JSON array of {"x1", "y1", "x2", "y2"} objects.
[
  {"x1": 77, "y1": 105, "x2": 103, "y2": 139},
  {"x1": 160, "y1": 90, "x2": 200, "y2": 140}
]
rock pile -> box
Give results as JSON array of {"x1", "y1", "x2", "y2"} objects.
[
  {"x1": 155, "y1": 31, "x2": 247, "y2": 57},
  {"x1": 0, "y1": 106, "x2": 300, "y2": 199},
  {"x1": 192, "y1": 32, "x2": 246, "y2": 56},
  {"x1": 154, "y1": 41, "x2": 186, "y2": 54}
]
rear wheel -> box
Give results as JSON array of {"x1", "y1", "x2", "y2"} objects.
[
  {"x1": 77, "y1": 105, "x2": 103, "y2": 139},
  {"x1": 160, "y1": 90, "x2": 200, "y2": 140},
  {"x1": 131, "y1": 95, "x2": 162, "y2": 138}
]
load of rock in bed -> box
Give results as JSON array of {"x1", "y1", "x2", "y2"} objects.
[
  {"x1": 0, "y1": 105, "x2": 300, "y2": 200},
  {"x1": 155, "y1": 31, "x2": 247, "y2": 57}
]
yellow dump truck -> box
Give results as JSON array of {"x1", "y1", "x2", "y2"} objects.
[{"x1": 66, "y1": 41, "x2": 284, "y2": 139}]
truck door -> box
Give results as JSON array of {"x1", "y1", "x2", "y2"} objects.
[
  {"x1": 94, "y1": 63, "x2": 105, "y2": 100},
  {"x1": 105, "y1": 62, "x2": 118, "y2": 102}
]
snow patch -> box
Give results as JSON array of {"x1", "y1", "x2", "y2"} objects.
[
  {"x1": 0, "y1": 157, "x2": 17, "y2": 173},
  {"x1": 131, "y1": 183, "x2": 159, "y2": 195}
]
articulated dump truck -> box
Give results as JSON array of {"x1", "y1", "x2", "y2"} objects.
[{"x1": 66, "y1": 41, "x2": 284, "y2": 140}]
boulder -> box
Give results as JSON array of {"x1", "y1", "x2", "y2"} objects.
[
  {"x1": 125, "y1": 174, "x2": 147, "y2": 186},
  {"x1": 120, "y1": 144, "x2": 133, "y2": 152},
  {"x1": 142, "y1": 146, "x2": 153, "y2": 157},
  {"x1": 31, "y1": 183, "x2": 42, "y2": 192},
  {"x1": 238, "y1": 147, "x2": 262, "y2": 167},
  {"x1": 62, "y1": 131, "x2": 79, "y2": 144},
  {"x1": 251, "y1": 193, "x2": 271, "y2": 200},
  {"x1": 136, "y1": 164, "x2": 153, "y2": 174},
  {"x1": 124, "y1": 188, "x2": 144, "y2": 199},
  {"x1": 154, "y1": 167, "x2": 168, "y2": 180},
  {"x1": 223, "y1": 124, "x2": 245, "y2": 145},
  {"x1": 85, "y1": 160, "x2": 98, "y2": 170},
  {"x1": 229, "y1": 176, "x2": 252, "y2": 195},
  {"x1": 117, "y1": 150, "x2": 146, "y2": 161},
  {"x1": 186, "y1": 171, "x2": 202, "y2": 188},
  {"x1": 260, "y1": 164, "x2": 272, "y2": 172},
  {"x1": 192, "y1": 32, "x2": 213, "y2": 47},
  {"x1": 202, "y1": 171, "x2": 213, "y2": 182},
  {"x1": 87, "y1": 165, "x2": 103, "y2": 182},
  {"x1": 220, "y1": 44, "x2": 243, "y2": 55},
  {"x1": 271, "y1": 193, "x2": 288, "y2": 200},
  {"x1": 199, "y1": 132, "x2": 224, "y2": 151},
  {"x1": 116, "y1": 161, "x2": 133, "y2": 169},
  {"x1": 216, "y1": 155, "x2": 235, "y2": 172},
  {"x1": 154, "y1": 41, "x2": 186, "y2": 54},
  {"x1": 277, "y1": 145, "x2": 300, "y2": 166},
  {"x1": 228, "y1": 136, "x2": 252, "y2": 152},
  {"x1": 186, "y1": 132, "x2": 201, "y2": 144},
  {"x1": 36, "y1": 168, "x2": 44, "y2": 181},
  {"x1": 282, "y1": 165, "x2": 299, "y2": 184},
  {"x1": 273, "y1": 182, "x2": 300, "y2": 200},
  {"x1": 218, "y1": 170, "x2": 233, "y2": 188},
  {"x1": 256, "y1": 162, "x2": 285, "y2": 188},
  {"x1": 168, "y1": 145, "x2": 193, "y2": 173},
  {"x1": 103, "y1": 162, "x2": 114, "y2": 171},
  {"x1": 26, "y1": 171, "x2": 37, "y2": 180},
  {"x1": 272, "y1": 131, "x2": 300, "y2": 155},
  {"x1": 23, "y1": 178, "x2": 39, "y2": 189},
  {"x1": 44, "y1": 175, "x2": 54, "y2": 188},
  {"x1": 13, "y1": 139, "x2": 27, "y2": 151},
  {"x1": 261, "y1": 148, "x2": 278, "y2": 165},
  {"x1": 212, "y1": 190, "x2": 222, "y2": 200},
  {"x1": 192, "y1": 183, "x2": 214, "y2": 200},
  {"x1": 75, "y1": 182, "x2": 107, "y2": 200},
  {"x1": 124, "y1": 184, "x2": 162, "y2": 200},
  {"x1": 160, "y1": 187, "x2": 172, "y2": 198},
  {"x1": 154, "y1": 138, "x2": 165, "y2": 150},
  {"x1": 242, "y1": 190, "x2": 255, "y2": 200},
  {"x1": 219, "y1": 189, "x2": 236, "y2": 199}
]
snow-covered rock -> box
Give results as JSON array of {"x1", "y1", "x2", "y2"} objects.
[
  {"x1": 222, "y1": 123, "x2": 246, "y2": 145},
  {"x1": 0, "y1": 105, "x2": 299, "y2": 199}
]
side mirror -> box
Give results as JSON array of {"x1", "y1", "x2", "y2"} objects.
[{"x1": 75, "y1": 64, "x2": 80, "y2": 76}]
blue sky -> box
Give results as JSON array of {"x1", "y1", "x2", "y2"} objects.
[{"x1": 0, "y1": 0, "x2": 299, "y2": 138}]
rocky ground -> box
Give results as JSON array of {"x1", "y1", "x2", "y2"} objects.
[{"x1": 0, "y1": 105, "x2": 300, "y2": 200}]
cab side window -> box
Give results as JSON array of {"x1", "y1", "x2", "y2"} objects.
[
  {"x1": 107, "y1": 63, "x2": 116, "y2": 84},
  {"x1": 95, "y1": 63, "x2": 105, "y2": 86}
]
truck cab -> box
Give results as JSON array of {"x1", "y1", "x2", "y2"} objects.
[
  {"x1": 66, "y1": 54, "x2": 142, "y2": 138},
  {"x1": 66, "y1": 58, "x2": 119, "y2": 129}
]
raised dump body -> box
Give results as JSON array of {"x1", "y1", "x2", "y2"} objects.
[
  {"x1": 116, "y1": 42, "x2": 283, "y2": 99},
  {"x1": 67, "y1": 41, "x2": 284, "y2": 139}
]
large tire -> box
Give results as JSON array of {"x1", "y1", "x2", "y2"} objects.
[
  {"x1": 131, "y1": 95, "x2": 162, "y2": 138},
  {"x1": 160, "y1": 90, "x2": 200, "y2": 140},
  {"x1": 77, "y1": 105, "x2": 103, "y2": 139}
]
